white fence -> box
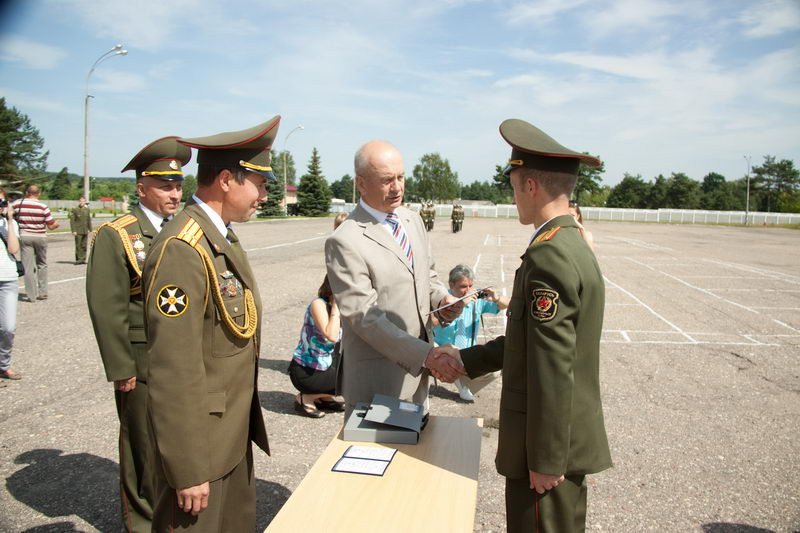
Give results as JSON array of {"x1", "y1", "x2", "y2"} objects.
[{"x1": 331, "y1": 203, "x2": 800, "y2": 225}]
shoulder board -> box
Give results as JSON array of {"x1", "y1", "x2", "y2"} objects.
[
  {"x1": 110, "y1": 214, "x2": 138, "y2": 230},
  {"x1": 176, "y1": 218, "x2": 204, "y2": 248},
  {"x1": 533, "y1": 226, "x2": 562, "y2": 244}
]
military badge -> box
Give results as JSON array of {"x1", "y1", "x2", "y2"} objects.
[
  {"x1": 219, "y1": 277, "x2": 243, "y2": 297},
  {"x1": 220, "y1": 270, "x2": 234, "y2": 279},
  {"x1": 531, "y1": 288, "x2": 559, "y2": 322},
  {"x1": 157, "y1": 285, "x2": 188, "y2": 317},
  {"x1": 169, "y1": 159, "x2": 179, "y2": 170},
  {"x1": 133, "y1": 240, "x2": 145, "y2": 251},
  {"x1": 136, "y1": 251, "x2": 146, "y2": 262}
]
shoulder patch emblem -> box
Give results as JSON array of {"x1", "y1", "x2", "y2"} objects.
[
  {"x1": 531, "y1": 288, "x2": 559, "y2": 322},
  {"x1": 157, "y1": 285, "x2": 188, "y2": 317}
]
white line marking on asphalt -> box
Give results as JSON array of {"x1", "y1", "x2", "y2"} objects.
[
  {"x1": 500, "y1": 255, "x2": 505, "y2": 283},
  {"x1": 246, "y1": 235, "x2": 326, "y2": 252},
  {"x1": 483, "y1": 234, "x2": 490, "y2": 246},
  {"x1": 603, "y1": 275, "x2": 696, "y2": 342},
  {"x1": 773, "y1": 319, "x2": 799, "y2": 332},
  {"x1": 49, "y1": 276, "x2": 86, "y2": 285},
  {"x1": 473, "y1": 253, "x2": 481, "y2": 272},
  {"x1": 625, "y1": 257, "x2": 758, "y2": 315},
  {"x1": 702, "y1": 259, "x2": 800, "y2": 285},
  {"x1": 751, "y1": 307, "x2": 800, "y2": 310},
  {"x1": 498, "y1": 235, "x2": 502, "y2": 247},
  {"x1": 620, "y1": 331, "x2": 631, "y2": 342},
  {"x1": 604, "y1": 236, "x2": 672, "y2": 251},
  {"x1": 712, "y1": 288, "x2": 800, "y2": 292}
]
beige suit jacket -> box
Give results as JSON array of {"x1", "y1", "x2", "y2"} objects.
[{"x1": 325, "y1": 204, "x2": 449, "y2": 415}]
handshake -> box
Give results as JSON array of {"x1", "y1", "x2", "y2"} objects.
[{"x1": 424, "y1": 344, "x2": 464, "y2": 383}]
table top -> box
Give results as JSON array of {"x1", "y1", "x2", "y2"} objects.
[{"x1": 265, "y1": 416, "x2": 483, "y2": 533}]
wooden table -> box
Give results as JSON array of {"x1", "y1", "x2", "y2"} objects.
[{"x1": 265, "y1": 416, "x2": 483, "y2": 532}]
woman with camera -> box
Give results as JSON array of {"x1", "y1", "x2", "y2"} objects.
[{"x1": 0, "y1": 188, "x2": 21, "y2": 380}]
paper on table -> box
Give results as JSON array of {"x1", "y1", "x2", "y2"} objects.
[
  {"x1": 332, "y1": 457, "x2": 391, "y2": 476},
  {"x1": 343, "y1": 445, "x2": 397, "y2": 462}
]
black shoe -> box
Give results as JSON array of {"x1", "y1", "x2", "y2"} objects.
[{"x1": 315, "y1": 398, "x2": 345, "y2": 412}]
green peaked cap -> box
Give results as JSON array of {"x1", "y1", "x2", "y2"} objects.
[
  {"x1": 121, "y1": 136, "x2": 192, "y2": 181},
  {"x1": 178, "y1": 116, "x2": 281, "y2": 181},
  {"x1": 499, "y1": 118, "x2": 601, "y2": 177}
]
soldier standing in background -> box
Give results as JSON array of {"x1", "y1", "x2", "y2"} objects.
[
  {"x1": 86, "y1": 137, "x2": 190, "y2": 532},
  {"x1": 69, "y1": 195, "x2": 92, "y2": 264}
]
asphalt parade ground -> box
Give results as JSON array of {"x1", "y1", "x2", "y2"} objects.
[{"x1": 0, "y1": 216, "x2": 798, "y2": 532}]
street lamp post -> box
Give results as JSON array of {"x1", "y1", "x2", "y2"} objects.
[
  {"x1": 83, "y1": 44, "x2": 128, "y2": 200},
  {"x1": 282, "y1": 125, "x2": 304, "y2": 215},
  {"x1": 743, "y1": 155, "x2": 752, "y2": 226}
]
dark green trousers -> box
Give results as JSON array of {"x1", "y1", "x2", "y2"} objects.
[
  {"x1": 115, "y1": 379, "x2": 155, "y2": 532},
  {"x1": 505, "y1": 475, "x2": 587, "y2": 533},
  {"x1": 152, "y1": 446, "x2": 255, "y2": 532},
  {"x1": 74, "y1": 233, "x2": 88, "y2": 263}
]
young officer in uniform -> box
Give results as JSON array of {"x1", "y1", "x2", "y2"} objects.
[
  {"x1": 142, "y1": 117, "x2": 278, "y2": 531},
  {"x1": 454, "y1": 119, "x2": 612, "y2": 532},
  {"x1": 69, "y1": 195, "x2": 92, "y2": 264},
  {"x1": 86, "y1": 136, "x2": 190, "y2": 532}
]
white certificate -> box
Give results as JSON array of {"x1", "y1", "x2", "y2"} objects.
[
  {"x1": 343, "y1": 446, "x2": 397, "y2": 462},
  {"x1": 332, "y1": 457, "x2": 391, "y2": 476}
]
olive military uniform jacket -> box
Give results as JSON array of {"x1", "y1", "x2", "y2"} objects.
[
  {"x1": 325, "y1": 203, "x2": 449, "y2": 411},
  {"x1": 461, "y1": 215, "x2": 612, "y2": 479},
  {"x1": 69, "y1": 205, "x2": 92, "y2": 234},
  {"x1": 142, "y1": 202, "x2": 269, "y2": 491},
  {"x1": 86, "y1": 205, "x2": 154, "y2": 382}
]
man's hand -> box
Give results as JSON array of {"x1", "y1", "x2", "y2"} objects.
[
  {"x1": 177, "y1": 482, "x2": 210, "y2": 516},
  {"x1": 425, "y1": 344, "x2": 465, "y2": 382},
  {"x1": 71, "y1": 231, "x2": 77, "y2": 236},
  {"x1": 529, "y1": 471, "x2": 565, "y2": 494},
  {"x1": 113, "y1": 377, "x2": 136, "y2": 392},
  {"x1": 436, "y1": 293, "x2": 465, "y2": 323}
]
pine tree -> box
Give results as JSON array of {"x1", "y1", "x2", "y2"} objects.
[
  {"x1": 48, "y1": 167, "x2": 73, "y2": 199},
  {"x1": 296, "y1": 147, "x2": 332, "y2": 216},
  {"x1": 0, "y1": 97, "x2": 49, "y2": 187}
]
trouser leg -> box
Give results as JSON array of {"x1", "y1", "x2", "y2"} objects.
[
  {"x1": 152, "y1": 446, "x2": 255, "y2": 533},
  {"x1": 20, "y1": 236, "x2": 37, "y2": 300},
  {"x1": 116, "y1": 380, "x2": 155, "y2": 532},
  {"x1": 505, "y1": 474, "x2": 587, "y2": 533},
  {"x1": 75, "y1": 234, "x2": 88, "y2": 262},
  {"x1": 33, "y1": 236, "x2": 47, "y2": 295},
  {"x1": 0, "y1": 280, "x2": 18, "y2": 371}
]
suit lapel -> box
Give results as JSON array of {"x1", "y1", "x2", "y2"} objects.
[{"x1": 354, "y1": 204, "x2": 414, "y2": 274}]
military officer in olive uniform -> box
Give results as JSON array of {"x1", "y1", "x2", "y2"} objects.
[
  {"x1": 142, "y1": 117, "x2": 277, "y2": 531},
  {"x1": 86, "y1": 136, "x2": 190, "y2": 532},
  {"x1": 69, "y1": 195, "x2": 92, "y2": 263},
  {"x1": 451, "y1": 119, "x2": 612, "y2": 532}
]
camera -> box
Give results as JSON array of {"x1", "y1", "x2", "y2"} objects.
[
  {"x1": 476, "y1": 289, "x2": 488, "y2": 299},
  {"x1": 0, "y1": 199, "x2": 7, "y2": 208}
]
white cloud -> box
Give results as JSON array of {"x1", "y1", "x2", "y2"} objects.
[
  {"x1": 0, "y1": 35, "x2": 67, "y2": 69},
  {"x1": 740, "y1": 0, "x2": 800, "y2": 38},
  {"x1": 0, "y1": 87, "x2": 68, "y2": 112},
  {"x1": 89, "y1": 69, "x2": 147, "y2": 93},
  {"x1": 505, "y1": 0, "x2": 591, "y2": 25}
]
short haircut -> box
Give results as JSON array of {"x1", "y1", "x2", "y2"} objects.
[
  {"x1": 196, "y1": 166, "x2": 248, "y2": 187},
  {"x1": 519, "y1": 167, "x2": 577, "y2": 198},
  {"x1": 333, "y1": 212, "x2": 348, "y2": 229},
  {"x1": 448, "y1": 263, "x2": 475, "y2": 286},
  {"x1": 26, "y1": 185, "x2": 40, "y2": 196}
]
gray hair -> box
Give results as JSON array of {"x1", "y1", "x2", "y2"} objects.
[{"x1": 448, "y1": 264, "x2": 475, "y2": 285}]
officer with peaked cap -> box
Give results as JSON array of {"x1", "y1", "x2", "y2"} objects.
[
  {"x1": 86, "y1": 136, "x2": 190, "y2": 532},
  {"x1": 448, "y1": 119, "x2": 612, "y2": 532},
  {"x1": 142, "y1": 117, "x2": 278, "y2": 531}
]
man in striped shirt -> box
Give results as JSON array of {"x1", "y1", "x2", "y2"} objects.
[{"x1": 12, "y1": 185, "x2": 59, "y2": 302}]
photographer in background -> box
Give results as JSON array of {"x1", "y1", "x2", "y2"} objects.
[
  {"x1": 432, "y1": 264, "x2": 509, "y2": 401},
  {"x1": 0, "y1": 188, "x2": 21, "y2": 380}
]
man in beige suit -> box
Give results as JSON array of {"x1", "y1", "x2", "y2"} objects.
[{"x1": 325, "y1": 141, "x2": 463, "y2": 418}]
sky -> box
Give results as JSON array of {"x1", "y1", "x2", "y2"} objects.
[{"x1": 0, "y1": 0, "x2": 798, "y2": 188}]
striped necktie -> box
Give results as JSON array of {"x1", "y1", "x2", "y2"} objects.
[{"x1": 385, "y1": 212, "x2": 414, "y2": 266}]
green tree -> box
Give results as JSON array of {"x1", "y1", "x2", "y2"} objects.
[
  {"x1": 663, "y1": 172, "x2": 702, "y2": 209},
  {"x1": 330, "y1": 174, "x2": 356, "y2": 202},
  {"x1": 296, "y1": 147, "x2": 332, "y2": 216},
  {"x1": 751, "y1": 155, "x2": 800, "y2": 212},
  {"x1": 700, "y1": 172, "x2": 741, "y2": 210},
  {"x1": 644, "y1": 174, "x2": 668, "y2": 209},
  {"x1": 181, "y1": 174, "x2": 197, "y2": 203},
  {"x1": 272, "y1": 150, "x2": 298, "y2": 186},
  {"x1": 0, "y1": 97, "x2": 49, "y2": 187},
  {"x1": 581, "y1": 185, "x2": 611, "y2": 207},
  {"x1": 412, "y1": 153, "x2": 460, "y2": 202},
  {"x1": 258, "y1": 178, "x2": 285, "y2": 217},
  {"x1": 573, "y1": 155, "x2": 605, "y2": 204},
  {"x1": 491, "y1": 164, "x2": 512, "y2": 199},
  {"x1": 48, "y1": 167, "x2": 73, "y2": 199},
  {"x1": 606, "y1": 173, "x2": 650, "y2": 208}
]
